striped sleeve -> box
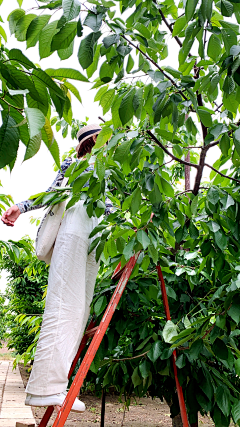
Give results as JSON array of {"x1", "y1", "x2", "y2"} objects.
[{"x1": 16, "y1": 157, "x2": 73, "y2": 214}]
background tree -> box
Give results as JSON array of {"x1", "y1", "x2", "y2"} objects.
[{"x1": 0, "y1": 237, "x2": 48, "y2": 363}]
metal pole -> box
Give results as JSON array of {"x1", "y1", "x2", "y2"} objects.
[
  {"x1": 100, "y1": 388, "x2": 106, "y2": 427},
  {"x1": 157, "y1": 265, "x2": 189, "y2": 427}
]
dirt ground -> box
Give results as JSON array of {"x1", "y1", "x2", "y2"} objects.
[
  {"x1": 0, "y1": 341, "x2": 15, "y2": 360},
  {"x1": 18, "y1": 363, "x2": 215, "y2": 427}
]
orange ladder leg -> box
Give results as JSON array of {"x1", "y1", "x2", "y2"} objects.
[
  {"x1": 157, "y1": 265, "x2": 189, "y2": 427},
  {"x1": 50, "y1": 253, "x2": 139, "y2": 427}
]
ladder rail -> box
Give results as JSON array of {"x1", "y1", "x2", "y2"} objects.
[{"x1": 52, "y1": 253, "x2": 139, "y2": 427}]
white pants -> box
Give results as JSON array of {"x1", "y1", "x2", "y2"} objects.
[{"x1": 26, "y1": 201, "x2": 100, "y2": 395}]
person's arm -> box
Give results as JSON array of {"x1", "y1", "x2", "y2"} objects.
[{"x1": 1, "y1": 157, "x2": 72, "y2": 227}]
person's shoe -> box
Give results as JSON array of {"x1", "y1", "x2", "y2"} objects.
[{"x1": 25, "y1": 392, "x2": 85, "y2": 412}]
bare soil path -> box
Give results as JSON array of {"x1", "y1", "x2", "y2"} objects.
[{"x1": 18, "y1": 364, "x2": 214, "y2": 427}]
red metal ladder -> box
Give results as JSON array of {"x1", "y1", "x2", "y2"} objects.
[{"x1": 37, "y1": 254, "x2": 189, "y2": 427}]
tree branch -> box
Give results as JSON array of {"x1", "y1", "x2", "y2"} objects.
[
  {"x1": 146, "y1": 130, "x2": 199, "y2": 169},
  {"x1": 204, "y1": 163, "x2": 240, "y2": 184},
  {"x1": 121, "y1": 35, "x2": 189, "y2": 102},
  {"x1": 158, "y1": 9, "x2": 183, "y2": 49}
]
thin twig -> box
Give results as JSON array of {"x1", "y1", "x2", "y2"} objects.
[
  {"x1": 204, "y1": 163, "x2": 240, "y2": 184},
  {"x1": 146, "y1": 130, "x2": 199, "y2": 169},
  {"x1": 214, "y1": 102, "x2": 223, "y2": 113},
  {"x1": 121, "y1": 35, "x2": 189, "y2": 102},
  {"x1": 98, "y1": 116, "x2": 105, "y2": 123},
  {"x1": 158, "y1": 9, "x2": 183, "y2": 49},
  {"x1": 159, "y1": 159, "x2": 174, "y2": 168},
  {"x1": 1, "y1": 98, "x2": 23, "y2": 112},
  {"x1": 121, "y1": 405, "x2": 126, "y2": 427},
  {"x1": 112, "y1": 351, "x2": 149, "y2": 362}
]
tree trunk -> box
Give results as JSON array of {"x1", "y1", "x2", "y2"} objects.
[
  {"x1": 172, "y1": 414, "x2": 183, "y2": 427},
  {"x1": 185, "y1": 150, "x2": 190, "y2": 191}
]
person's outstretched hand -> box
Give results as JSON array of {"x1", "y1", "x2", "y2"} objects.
[{"x1": 1, "y1": 205, "x2": 21, "y2": 227}]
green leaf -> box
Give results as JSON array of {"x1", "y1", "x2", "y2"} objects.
[
  {"x1": 134, "y1": 22, "x2": 151, "y2": 39},
  {"x1": 221, "y1": 0, "x2": 234, "y2": 16},
  {"x1": 139, "y1": 359, "x2": 150, "y2": 379},
  {"x1": 189, "y1": 222, "x2": 199, "y2": 239},
  {"x1": 207, "y1": 186, "x2": 219, "y2": 204},
  {"x1": 136, "y1": 230, "x2": 150, "y2": 250},
  {"x1": 62, "y1": 0, "x2": 81, "y2": 21},
  {"x1": 86, "y1": 44, "x2": 101, "y2": 78},
  {"x1": 94, "y1": 295, "x2": 107, "y2": 316},
  {"x1": 25, "y1": 108, "x2": 46, "y2": 139},
  {"x1": 0, "y1": 115, "x2": 19, "y2": 169},
  {"x1": 64, "y1": 81, "x2": 82, "y2": 103},
  {"x1": 41, "y1": 119, "x2": 61, "y2": 169},
  {"x1": 201, "y1": 0, "x2": 213, "y2": 21},
  {"x1": 160, "y1": 177, "x2": 174, "y2": 198},
  {"x1": 216, "y1": 386, "x2": 231, "y2": 417},
  {"x1": 26, "y1": 15, "x2": 51, "y2": 48},
  {"x1": 220, "y1": 133, "x2": 230, "y2": 156},
  {"x1": 163, "y1": 320, "x2": 179, "y2": 343},
  {"x1": 172, "y1": 16, "x2": 186, "y2": 36},
  {"x1": 95, "y1": 127, "x2": 112, "y2": 149},
  {"x1": 126, "y1": 54, "x2": 134, "y2": 73},
  {"x1": 103, "y1": 34, "x2": 118, "y2": 49},
  {"x1": 24, "y1": 133, "x2": 42, "y2": 161},
  {"x1": 45, "y1": 67, "x2": 88, "y2": 82},
  {"x1": 73, "y1": 172, "x2": 92, "y2": 193},
  {"x1": 186, "y1": 0, "x2": 199, "y2": 22},
  {"x1": 100, "y1": 60, "x2": 117, "y2": 84},
  {"x1": 100, "y1": 89, "x2": 115, "y2": 115},
  {"x1": 235, "y1": 358, "x2": 240, "y2": 376},
  {"x1": 113, "y1": 139, "x2": 132, "y2": 164},
  {"x1": 39, "y1": 21, "x2": 59, "y2": 59},
  {"x1": 78, "y1": 31, "x2": 101, "y2": 69},
  {"x1": 8, "y1": 9, "x2": 25, "y2": 35},
  {"x1": 228, "y1": 304, "x2": 240, "y2": 323},
  {"x1": 0, "y1": 25, "x2": 7, "y2": 42},
  {"x1": 8, "y1": 49, "x2": 36, "y2": 70},
  {"x1": 222, "y1": 28, "x2": 237, "y2": 55},
  {"x1": 123, "y1": 238, "x2": 135, "y2": 259},
  {"x1": 212, "y1": 338, "x2": 228, "y2": 360},
  {"x1": 214, "y1": 229, "x2": 227, "y2": 250},
  {"x1": 232, "y1": 401, "x2": 240, "y2": 424},
  {"x1": 51, "y1": 21, "x2": 77, "y2": 51},
  {"x1": 198, "y1": 107, "x2": 213, "y2": 127},
  {"x1": 33, "y1": 69, "x2": 66, "y2": 100},
  {"x1": 15, "y1": 14, "x2": 37, "y2": 41},
  {"x1": 148, "y1": 341, "x2": 162, "y2": 363},
  {"x1": 233, "y1": 126, "x2": 240, "y2": 155},
  {"x1": 88, "y1": 236, "x2": 101, "y2": 254},
  {"x1": 119, "y1": 88, "x2": 136, "y2": 126},
  {"x1": 84, "y1": 12, "x2": 103, "y2": 32},
  {"x1": 58, "y1": 41, "x2": 74, "y2": 61},
  {"x1": 132, "y1": 367, "x2": 142, "y2": 387},
  {"x1": 207, "y1": 34, "x2": 222, "y2": 61},
  {"x1": 189, "y1": 339, "x2": 203, "y2": 360},
  {"x1": 96, "y1": 158, "x2": 105, "y2": 181},
  {"x1": 131, "y1": 187, "x2": 141, "y2": 215}
]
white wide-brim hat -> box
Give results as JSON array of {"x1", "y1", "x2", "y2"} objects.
[{"x1": 76, "y1": 124, "x2": 102, "y2": 153}]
